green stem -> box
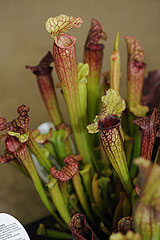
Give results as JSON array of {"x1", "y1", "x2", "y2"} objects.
[
  {"x1": 47, "y1": 176, "x2": 71, "y2": 227},
  {"x1": 16, "y1": 147, "x2": 66, "y2": 229},
  {"x1": 97, "y1": 81, "x2": 109, "y2": 116},
  {"x1": 38, "y1": 224, "x2": 72, "y2": 239},
  {"x1": 98, "y1": 176, "x2": 110, "y2": 214},
  {"x1": 56, "y1": 129, "x2": 73, "y2": 164},
  {"x1": 84, "y1": 47, "x2": 103, "y2": 123},
  {"x1": 59, "y1": 181, "x2": 69, "y2": 209},
  {"x1": 130, "y1": 129, "x2": 141, "y2": 180},
  {"x1": 72, "y1": 172, "x2": 94, "y2": 224},
  {"x1": 41, "y1": 229, "x2": 72, "y2": 239},
  {"x1": 69, "y1": 194, "x2": 81, "y2": 212},
  {"x1": 77, "y1": 63, "x2": 88, "y2": 125},
  {"x1": 110, "y1": 32, "x2": 120, "y2": 92},
  {"x1": 92, "y1": 173, "x2": 104, "y2": 214},
  {"x1": 122, "y1": 196, "x2": 131, "y2": 216},
  {"x1": 113, "y1": 192, "x2": 126, "y2": 229},
  {"x1": 100, "y1": 126, "x2": 133, "y2": 194},
  {"x1": 53, "y1": 34, "x2": 100, "y2": 173},
  {"x1": 127, "y1": 109, "x2": 137, "y2": 138},
  {"x1": 124, "y1": 138, "x2": 133, "y2": 165},
  {"x1": 79, "y1": 163, "x2": 94, "y2": 202},
  {"x1": 27, "y1": 132, "x2": 52, "y2": 172},
  {"x1": 50, "y1": 129, "x2": 73, "y2": 167},
  {"x1": 44, "y1": 142, "x2": 57, "y2": 159},
  {"x1": 99, "y1": 222, "x2": 111, "y2": 235},
  {"x1": 154, "y1": 146, "x2": 160, "y2": 164}
]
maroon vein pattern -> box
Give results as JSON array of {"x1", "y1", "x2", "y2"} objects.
[
  {"x1": 5, "y1": 135, "x2": 24, "y2": 154},
  {"x1": 117, "y1": 216, "x2": 134, "y2": 234},
  {"x1": 99, "y1": 116, "x2": 129, "y2": 185},
  {"x1": 53, "y1": 34, "x2": 94, "y2": 165},
  {"x1": 0, "y1": 105, "x2": 30, "y2": 134},
  {"x1": 85, "y1": 18, "x2": 106, "y2": 49},
  {"x1": 84, "y1": 46, "x2": 104, "y2": 74},
  {"x1": 0, "y1": 106, "x2": 30, "y2": 164},
  {"x1": 46, "y1": 15, "x2": 83, "y2": 38},
  {"x1": 0, "y1": 150, "x2": 14, "y2": 163},
  {"x1": 0, "y1": 134, "x2": 29, "y2": 167},
  {"x1": 70, "y1": 213, "x2": 99, "y2": 240},
  {"x1": 53, "y1": 34, "x2": 78, "y2": 105},
  {"x1": 134, "y1": 108, "x2": 160, "y2": 160},
  {"x1": 4, "y1": 135, "x2": 32, "y2": 168},
  {"x1": 0, "y1": 118, "x2": 8, "y2": 131},
  {"x1": 84, "y1": 19, "x2": 106, "y2": 122},
  {"x1": 50, "y1": 156, "x2": 79, "y2": 182},
  {"x1": 100, "y1": 124, "x2": 126, "y2": 174},
  {"x1": 26, "y1": 51, "x2": 53, "y2": 76},
  {"x1": 26, "y1": 52, "x2": 62, "y2": 127},
  {"x1": 124, "y1": 35, "x2": 146, "y2": 108}
]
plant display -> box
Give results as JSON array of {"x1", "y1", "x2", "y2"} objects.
[{"x1": 0, "y1": 14, "x2": 160, "y2": 240}]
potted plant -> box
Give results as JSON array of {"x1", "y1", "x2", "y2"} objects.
[{"x1": 0, "y1": 14, "x2": 160, "y2": 240}]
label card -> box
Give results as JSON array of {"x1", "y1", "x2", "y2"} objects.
[{"x1": 0, "y1": 213, "x2": 30, "y2": 240}]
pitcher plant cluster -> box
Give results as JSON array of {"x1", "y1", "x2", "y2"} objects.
[{"x1": 0, "y1": 14, "x2": 160, "y2": 240}]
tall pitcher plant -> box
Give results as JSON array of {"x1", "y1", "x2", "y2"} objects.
[{"x1": 0, "y1": 14, "x2": 160, "y2": 240}]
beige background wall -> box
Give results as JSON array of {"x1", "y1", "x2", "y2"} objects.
[{"x1": 0, "y1": 0, "x2": 160, "y2": 224}]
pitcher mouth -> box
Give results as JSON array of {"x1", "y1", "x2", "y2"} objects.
[
  {"x1": 55, "y1": 34, "x2": 76, "y2": 49},
  {"x1": 98, "y1": 115, "x2": 120, "y2": 130}
]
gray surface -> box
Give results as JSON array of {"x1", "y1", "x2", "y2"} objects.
[{"x1": 0, "y1": 0, "x2": 160, "y2": 225}]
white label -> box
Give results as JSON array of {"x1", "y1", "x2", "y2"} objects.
[{"x1": 0, "y1": 213, "x2": 30, "y2": 240}]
